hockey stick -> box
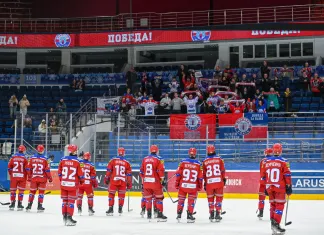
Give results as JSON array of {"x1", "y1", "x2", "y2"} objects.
[
  {"x1": 45, "y1": 191, "x2": 51, "y2": 195},
  {"x1": 285, "y1": 196, "x2": 292, "y2": 226},
  {"x1": 127, "y1": 189, "x2": 133, "y2": 212},
  {"x1": 163, "y1": 187, "x2": 178, "y2": 203},
  {"x1": 0, "y1": 202, "x2": 10, "y2": 206}
]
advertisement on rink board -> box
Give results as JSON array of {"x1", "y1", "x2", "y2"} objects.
[
  {"x1": 1, "y1": 30, "x2": 324, "y2": 48},
  {"x1": 19, "y1": 169, "x2": 324, "y2": 197}
]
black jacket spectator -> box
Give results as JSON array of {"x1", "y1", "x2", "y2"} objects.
[
  {"x1": 272, "y1": 76, "x2": 280, "y2": 91},
  {"x1": 178, "y1": 65, "x2": 187, "y2": 90},
  {"x1": 260, "y1": 61, "x2": 270, "y2": 78},
  {"x1": 299, "y1": 72, "x2": 310, "y2": 92},
  {"x1": 126, "y1": 67, "x2": 137, "y2": 93},
  {"x1": 151, "y1": 78, "x2": 163, "y2": 102}
]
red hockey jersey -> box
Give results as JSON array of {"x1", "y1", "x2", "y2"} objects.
[
  {"x1": 260, "y1": 156, "x2": 292, "y2": 193},
  {"x1": 58, "y1": 156, "x2": 84, "y2": 191},
  {"x1": 8, "y1": 153, "x2": 29, "y2": 180},
  {"x1": 175, "y1": 158, "x2": 203, "y2": 192},
  {"x1": 140, "y1": 154, "x2": 165, "y2": 189},
  {"x1": 202, "y1": 155, "x2": 226, "y2": 190},
  {"x1": 105, "y1": 156, "x2": 132, "y2": 187},
  {"x1": 80, "y1": 159, "x2": 97, "y2": 187},
  {"x1": 28, "y1": 154, "x2": 52, "y2": 183}
]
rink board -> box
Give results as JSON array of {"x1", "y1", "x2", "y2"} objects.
[{"x1": 2, "y1": 169, "x2": 323, "y2": 200}]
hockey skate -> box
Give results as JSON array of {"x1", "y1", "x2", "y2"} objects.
[
  {"x1": 147, "y1": 209, "x2": 152, "y2": 222},
  {"x1": 63, "y1": 213, "x2": 68, "y2": 226},
  {"x1": 25, "y1": 202, "x2": 32, "y2": 212},
  {"x1": 37, "y1": 202, "x2": 45, "y2": 213},
  {"x1": 176, "y1": 210, "x2": 182, "y2": 223},
  {"x1": 17, "y1": 201, "x2": 24, "y2": 211},
  {"x1": 106, "y1": 206, "x2": 114, "y2": 216},
  {"x1": 118, "y1": 205, "x2": 123, "y2": 216},
  {"x1": 88, "y1": 207, "x2": 95, "y2": 216},
  {"x1": 77, "y1": 205, "x2": 82, "y2": 215},
  {"x1": 215, "y1": 210, "x2": 222, "y2": 222},
  {"x1": 257, "y1": 209, "x2": 264, "y2": 220},
  {"x1": 157, "y1": 211, "x2": 167, "y2": 222},
  {"x1": 9, "y1": 201, "x2": 15, "y2": 211},
  {"x1": 187, "y1": 211, "x2": 195, "y2": 223},
  {"x1": 272, "y1": 220, "x2": 286, "y2": 235},
  {"x1": 140, "y1": 206, "x2": 146, "y2": 218},
  {"x1": 154, "y1": 207, "x2": 158, "y2": 218},
  {"x1": 209, "y1": 210, "x2": 215, "y2": 222},
  {"x1": 65, "y1": 215, "x2": 77, "y2": 226}
]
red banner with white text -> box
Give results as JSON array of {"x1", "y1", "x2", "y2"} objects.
[
  {"x1": 170, "y1": 114, "x2": 216, "y2": 139},
  {"x1": 0, "y1": 30, "x2": 324, "y2": 48}
]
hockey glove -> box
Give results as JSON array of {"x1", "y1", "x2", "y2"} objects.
[
  {"x1": 127, "y1": 182, "x2": 132, "y2": 190},
  {"x1": 264, "y1": 189, "x2": 269, "y2": 196},
  {"x1": 92, "y1": 180, "x2": 98, "y2": 189},
  {"x1": 286, "y1": 185, "x2": 292, "y2": 195},
  {"x1": 161, "y1": 178, "x2": 167, "y2": 187},
  {"x1": 223, "y1": 178, "x2": 227, "y2": 185},
  {"x1": 104, "y1": 177, "x2": 110, "y2": 185}
]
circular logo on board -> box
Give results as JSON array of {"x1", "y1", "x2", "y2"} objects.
[
  {"x1": 234, "y1": 117, "x2": 252, "y2": 135},
  {"x1": 54, "y1": 34, "x2": 71, "y2": 47},
  {"x1": 185, "y1": 115, "x2": 202, "y2": 131}
]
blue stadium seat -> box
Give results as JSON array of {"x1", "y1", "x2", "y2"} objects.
[
  {"x1": 292, "y1": 97, "x2": 302, "y2": 103},
  {"x1": 302, "y1": 97, "x2": 312, "y2": 103}
]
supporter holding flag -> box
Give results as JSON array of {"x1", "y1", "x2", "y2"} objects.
[
  {"x1": 141, "y1": 95, "x2": 158, "y2": 116},
  {"x1": 229, "y1": 100, "x2": 245, "y2": 113},
  {"x1": 171, "y1": 93, "x2": 185, "y2": 114},
  {"x1": 182, "y1": 91, "x2": 203, "y2": 114},
  {"x1": 263, "y1": 88, "x2": 280, "y2": 112}
]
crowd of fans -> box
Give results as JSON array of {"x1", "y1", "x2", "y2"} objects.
[{"x1": 112, "y1": 61, "x2": 324, "y2": 116}]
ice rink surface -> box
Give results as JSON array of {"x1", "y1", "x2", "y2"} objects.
[{"x1": 0, "y1": 194, "x2": 323, "y2": 235}]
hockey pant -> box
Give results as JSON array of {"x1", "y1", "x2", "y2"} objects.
[
  {"x1": 10, "y1": 179, "x2": 26, "y2": 203},
  {"x1": 143, "y1": 187, "x2": 164, "y2": 212},
  {"x1": 177, "y1": 189, "x2": 197, "y2": 214},
  {"x1": 141, "y1": 188, "x2": 157, "y2": 209},
  {"x1": 108, "y1": 184, "x2": 126, "y2": 207},
  {"x1": 267, "y1": 187, "x2": 286, "y2": 224},
  {"x1": 28, "y1": 181, "x2": 47, "y2": 204},
  {"x1": 206, "y1": 187, "x2": 224, "y2": 213},
  {"x1": 77, "y1": 184, "x2": 94, "y2": 208},
  {"x1": 258, "y1": 184, "x2": 266, "y2": 210},
  {"x1": 61, "y1": 189, "x2": 78, "y2": 216}
]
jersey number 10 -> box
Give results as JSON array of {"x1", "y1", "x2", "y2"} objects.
[{"x1": 266, "y1": 168, "x2": 280, "y2": 183}]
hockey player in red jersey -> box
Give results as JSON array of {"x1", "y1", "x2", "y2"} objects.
[
  {"x1": 260, "y1": 143, "x2": 292, "y2": 234},
  {"x1": 58, "y1": 144, "x2": 84, "y2": 226},
  {"x1": 257, "y1": 147, "x2": 273, "y2": 219},
  {"x1": 105, "y1": 147, "x2": 132, "y2": 216},
  {"x1": 77, "y1": 152, "x2": 98, "y2": 216},
  {"x1": 26, "y1": 145, "x2": 52, "y2": 212},
  {"x1": 140, "y1": 145, "x2": 167, "y2": 222},
  {"x1": 202, "y1": 145, "x2": 226, "y2": 222},
  {"x1": 175, "y1": 147, "x2": 203, "y2": 223},
  {"x1": 7, "y1": 145, "x2": 29, "y2": 211}
]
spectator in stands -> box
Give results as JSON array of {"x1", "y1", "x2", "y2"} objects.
[
  {"x1": 71, "y1": 78, "x2": 78, "y2": 90},
  {"x1": 169, "y1": 77, "x2": 179, "y2": 95},
  {"x1": 220, "y1": 75, "x2": 229, "y2": 86},
  {"x1": 261, "y1": 73, "x2": 271, "y2": 92},
  {"x1": 229, "y1": 101, "x2": 245, "y2": 113},
  {"x1": 318, "y1": 77, "x2": 324, "y2": 101},
  {"x1": 122, "y1": 88, "x2": 135, "y2": 111},
  {"x1": 110, "y1": 100, "x2": 120, "y2": 113},
  {"x1": 77, "y1": 78, "x2": 86, "y2": 91},
  {"x1": 310, "y1": 73, "x2": 321, "y2": 97},
  {"x1": 246, "y1": 99, "x2": 256, "y2": 113},
  {"x1": 141, "y1": 72, "x2": 149, "y2": 93},
  {"x1": 178, "y1": 65, "x2": 187, "y2": 90},
  {"x1": 256, "y1": 99, "x2": 267, "y2": 113},
  {"x1": 19, "y1": 95, "x2": 30, "y2": 116},
  {"x1": 254, "y1": 89, "x2": 262, "y2": 100},
  {"x1": 151, "y1": 77, "x2": 163, "y2": 101},
  {"x1": 126, "y1": 66, "x2": 137, "y2": 93},
  {"x1": 283, "y1": 87, "x2": 292, "y2": 112},
  {"x1": 49, "y1": 108, "x2": 57, "y2": 125},
  {"x1": 260, "y1": 60, "x2": 270, "y2": 78},
  {"x1": 128, "y1": 104, "x2": 137, "y2": 133},
  {"x1": 56, "y1": 99, "x2": 67, "y2": 113},
  {"x1": 223, "y1": 65, "x2": 233, "y2": 80},
  {"x1": 215, "y1": 99, "x2": 229, "y2": 114},
  {"x1": 171, "y1": 93, "x2": 184, "y2": 114},
  {"x1": 272, "y1": 76, "x2": 280, "y2": 91},
  {"x1": 49, "y1": 120, "x2": 58, "y2": 134},
  {"x1": 214, "y1": 65, "x2": 222, "y2": 77},
  {"x1": 207, "y1": 101, "x2": 216, "y2": 113},
  {"x1": 182, "y1": 91, "x2": 202, "y2": 114},
  {"x1": 263, "y1": 88, "x2": 280, "y2": 112},
  {"x1": 38, "y1": 119, "x2": 47, "y2": 142},
  {"x1": 301, "y1": 62, "x2": 312, "y2": 79},
  {"x1": 182, "y1": 75, "x2": 195, "y2": 91},
  {"x1": 299, "y1": 71, "x2": 310, "y2": 96},
  {"x1": 8, "y1": 95, "x2": 18, "y2": 118},
  {"x1": 281, "y1": 64, "x2": 292, "y2": 89},
  {"x1": 229, "y1": 78, "x2": 236, "y2": 92},
  {"x1": 160, "y1": 93, "x2": 172, "y2": 114}
]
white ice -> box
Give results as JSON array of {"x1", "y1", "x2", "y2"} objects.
[{"x1": 0, "y1": 194, "x2": 323, "y2": 235}]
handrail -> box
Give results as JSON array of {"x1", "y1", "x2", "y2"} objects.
[{"x1": 0, "y1": 4, "x2": 323, "y2": 33}]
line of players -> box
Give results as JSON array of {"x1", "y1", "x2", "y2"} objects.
[{"x1": 7, "y1": 142, "x2": 292, "y2": 234}]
